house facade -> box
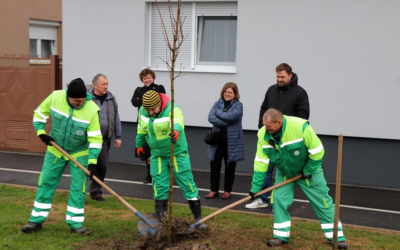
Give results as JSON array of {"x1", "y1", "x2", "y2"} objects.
[
  {"x1": 62, "y1": 0, "x2": 400, "y2": 189},
  {"x1": 0, "y1": 0, "x2": 62, "y2": 57},
  {"x1": 0, "y1": 0, "x2": 62, "y2": 152}
]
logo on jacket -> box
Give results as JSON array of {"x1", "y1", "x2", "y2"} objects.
[
  {"x1": 162, "y1": 129, "x2": 167, "y2": 135},
  {"x1": 76, "y1": 130, "x2": 84, "y2": 136},
  {"x1": 294, "y1": 150, "x2": 300, "y2": 156}
]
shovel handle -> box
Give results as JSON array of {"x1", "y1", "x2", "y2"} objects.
[
  {"x1": 198, "y1": 174, "x2": 302, "y2": 225},
  {"x1": 50, "y1": 141, "x2": 138, "y2": 214}
]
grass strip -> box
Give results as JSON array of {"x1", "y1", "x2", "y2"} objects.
[{"x1": 1, "y1": 184, "x2": 399, "y2": 250}]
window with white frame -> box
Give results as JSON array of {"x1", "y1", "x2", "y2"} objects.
[
  {"x1": 29, "y1": 19, "x2": 60, "y2": 58},
  {"x1": 149, "y1": 2, "x2": 238, "y2": 73}
]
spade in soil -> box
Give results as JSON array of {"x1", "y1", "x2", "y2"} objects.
[{"x1": 50, "y1": 141, "x2": 162, "y2": 236}]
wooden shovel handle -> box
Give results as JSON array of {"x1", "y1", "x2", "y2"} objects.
[
  {"x1": 199, "y1": 174, "x2": 302, "y2": 224},
  {"x1": 50, "y1": 141, "x2": 138, "y2": 214}
]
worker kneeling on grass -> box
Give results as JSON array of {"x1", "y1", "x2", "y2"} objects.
[
  {"x1": 135, "y1": 90, "x2": 207, "y2": 230},
  {"x1": 249, "y1": 108, "x2": 348, "y2": 249},
  {"x1": 22, "y1": 78, "x2": 102, "y2": 235}
]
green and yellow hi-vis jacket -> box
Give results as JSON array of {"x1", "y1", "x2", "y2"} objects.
[
  {"x1": 33, "y1": 90, "x2": 102, "y2": 165},
  {"x1": 136, "y1": 100, "x2": 187, "y2": 157},
  {"x1": 250, "y1": 116, "x2": 324, "y2": 193}
]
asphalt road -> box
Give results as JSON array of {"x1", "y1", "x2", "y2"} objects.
[{"x1": 1, "y1": 150, "x2": 399, "y2": 231}]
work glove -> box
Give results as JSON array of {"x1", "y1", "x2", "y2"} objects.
[
  {"x1": 249, "y1": 192, "x2": 258, "y2": 201},
  {"x1": 302, "y1": 173, "x2": 312, "y2": 179},
  {"x1": 88, "y1": 164, "x2": 97, "y2": 180},
  {"x1": 136, "y1": 147, "x2": 146, "y2": 161},
  {"x1": 169, "y1": 130, "x2": 179, "y2": 144},
  {"x1": 39, "y1": 134, "x2": 55, "y2": 146}
]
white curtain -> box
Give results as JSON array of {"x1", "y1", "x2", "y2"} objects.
[{"x1": 198, "y1": 16, "x2": 237, "y2": 63}]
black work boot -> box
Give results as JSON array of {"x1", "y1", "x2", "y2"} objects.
[
  {"x1": 155, "y1": 199, "x2": 168, "y2": 221},
  {"x1": 92, "y1": 196, "x2": 107, "y2": 202},
  {"x1": 187, "y1": 200, "x2": 208, "y2": 230},
  {"x1": 21, "y1": 222, "x2": 42, "y2": 233},
  {"x1": 337, "y1": 240, "x2": 348, "y2": 249},
  {"x1": 143, "y1": 162, "x2": 152, "y2": 184},
  {"x1": 267, "y1": 238, "x2": 288, "y2": 247},
  {"x1": 71, "y1": 227, "x2": 91, "y2": 235}
]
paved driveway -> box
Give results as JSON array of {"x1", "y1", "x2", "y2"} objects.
[{"x1": 1, "y1": 150, "x2": 399, "y2": 231}]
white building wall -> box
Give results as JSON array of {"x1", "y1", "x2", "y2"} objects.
[{"x1": 63, "y1": 0, "x2": 400, "y2": 140}]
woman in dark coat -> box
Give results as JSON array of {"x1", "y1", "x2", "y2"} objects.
[
  {"x1": 206, "y1": 82, "x2": 245, "y2": 199},
  {"x1": 131, "y1": 68, "x2": 166, "y2": 183}
]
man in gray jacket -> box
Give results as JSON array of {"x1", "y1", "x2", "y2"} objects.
[{"x1": 88, "y1": 73, "x2": 122, "y2": 202}]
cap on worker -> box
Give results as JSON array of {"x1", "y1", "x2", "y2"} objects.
[
  {"x1": 67, "y1": 78, "x2": 87, "y2": 98},
  {"x1": 142, "y1": 90, "x2": 161, "y2": 109}
]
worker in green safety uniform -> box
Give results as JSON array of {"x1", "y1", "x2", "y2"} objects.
[
  {"x1": 135, "y1": 90, "x2": 207, "y2": 230},
  {"x1": 249, "y1": 108, "x2": 348, "y2": 249},
  {"x1": 21, "y1": 78, "x2": 102, "y2": 235}
]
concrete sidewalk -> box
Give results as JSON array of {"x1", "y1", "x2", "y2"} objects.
[{"x1": 1, "y1": 150, "x2": 399, "y2": 231}]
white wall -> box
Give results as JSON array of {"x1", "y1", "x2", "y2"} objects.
[
  {"x1": 63, "y1": 0, "x2": 400, "y2": 140},
  {"x1": 63, "y1": 0, "x2": 144, "y2": 121}
]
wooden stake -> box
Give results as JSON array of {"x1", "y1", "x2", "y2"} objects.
[{"x1": 332, "y1": 134, "x2": 343, "y2": 249}]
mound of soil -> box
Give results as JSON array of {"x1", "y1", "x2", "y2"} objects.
[
  {"x1": 138, "y1": 217, "x2": 211, "y2": 250},
  {"x1": 74, "y1": 217, "x2": 211, "y2": 250}
]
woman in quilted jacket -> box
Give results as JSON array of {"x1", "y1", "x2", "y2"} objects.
[{"x1": 205, "y1": 82, "x2": 245, "y2": 200}]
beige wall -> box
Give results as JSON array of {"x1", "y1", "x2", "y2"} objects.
[{"x1": 0, "y1": 0, "x2": 62, "y2": 57}]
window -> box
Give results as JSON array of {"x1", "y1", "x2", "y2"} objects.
[
  {"x1": 197, "y1": 16, "x2": 237, "y2": 66},
  {"x1": 29, "y1": 19, "x2": 60, "y2": 58},
  {"x1": 149, "y1": 2, "x2": 238, "y2": 73}
]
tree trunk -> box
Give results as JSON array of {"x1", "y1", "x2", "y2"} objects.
[{"x1": 167, "y1": 2, "x2": 181, "y2": 247}]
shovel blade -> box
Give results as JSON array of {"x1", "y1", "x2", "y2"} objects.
[{"x1": 137, "y1": 212, "x2": 162, "y2": 237}]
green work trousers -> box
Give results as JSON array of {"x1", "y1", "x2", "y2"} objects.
[
  {"x1": 28, "y1": 150, "x2": 88, "y2": 229},
  {"x1": 150, "y1": 153, "x2": 199, "y2": 200},
  {"x1": 271, "y1": 168, "x2": 346, "y2": 243}
]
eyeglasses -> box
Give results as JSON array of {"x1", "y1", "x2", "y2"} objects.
[{"x1": 224, "y1": 91, "x2": 234, "y2": 94}]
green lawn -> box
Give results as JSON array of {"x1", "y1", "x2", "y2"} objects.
[{"x1": 1, "y1": 184, "x2": 399, "y2": 250}]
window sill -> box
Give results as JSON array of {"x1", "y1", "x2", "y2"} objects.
[
  {"x1": 149, "y1": 66, "x2": 236, "y2": 74},
  {"x1": 29, "y1": 59, "x2": 51, "y2": 65}
]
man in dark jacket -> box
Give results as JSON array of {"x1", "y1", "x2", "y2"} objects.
[
  {"x1": 246, "y1": 63, "x2": 310, "y2": 209},
  {"x1": 88, "y1": 73, "x2": 122, "y2": 202},
  {"x1": 257, "y1": 64, "x2": 309, "y2": 128}
]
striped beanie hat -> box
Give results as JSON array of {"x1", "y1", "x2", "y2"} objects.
[{"x1": 142, "y1": 90, "x2": 161, "y2": 109}]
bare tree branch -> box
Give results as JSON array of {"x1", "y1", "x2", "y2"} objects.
[
  {"x1": 154, "y1": 1, "x2": 187, "y2": 245},
  {"x1": 155, "y1": 0, "x2": 172, "y2": 50},
  {"x1": 173, "y1": 63, "x2": 186, "y2": 80}
]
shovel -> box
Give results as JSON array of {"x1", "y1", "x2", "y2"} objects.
[
  {"x1": 187, "y1": 174, "x2": 302, "y2": 232},
  {"x1": 50, "y1": 141, "x2": 161, "y2": 236}
]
